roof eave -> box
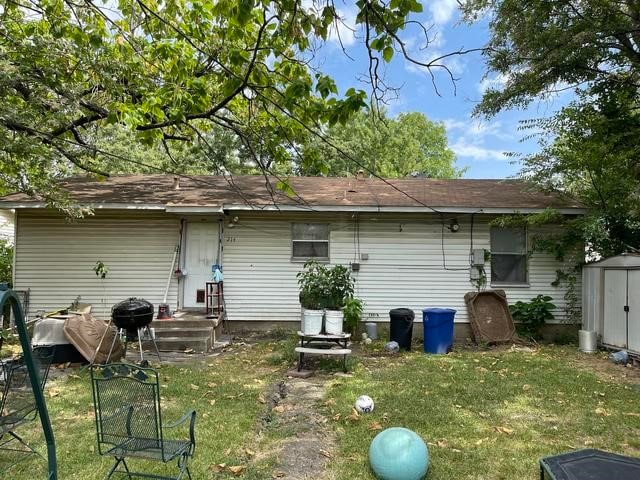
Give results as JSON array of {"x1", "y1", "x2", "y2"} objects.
[
  {"x1": 223, "y1": 204, "x2": 587, "y2": 215},
  {"x1": 0, "y1": 201, "x2": 586, "y2": 215}
]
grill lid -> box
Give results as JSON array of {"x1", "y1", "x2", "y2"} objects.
[{"x1": 111, "y1": 297, "x2": 154, "y2": 331}]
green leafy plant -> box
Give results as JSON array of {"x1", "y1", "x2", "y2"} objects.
[
  {"x1": 297, "y1": 261, "x2": 355, "y2": 310},
  {"x1": 0, "y1": 240, "x2": 13, "y2": 287},
  {"x1": 324, "y1": 264, "x2": 354, "y2": 310},
  {"x1": 297, "y1": 260, "x2": 326, "y2": 310},
  {"x1": 509, "y1": 295, "x2": 556, "y2": 340},
  {"x1": 93, "y1": 260, "x2": 109, "y2": 279},
  {"x1": 343, "y1": 297, "x2": 363, "y2": 334}
]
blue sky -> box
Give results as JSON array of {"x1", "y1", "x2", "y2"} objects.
[{"x1": 310, "y1": 1, "x2": 571, "y2": 179}]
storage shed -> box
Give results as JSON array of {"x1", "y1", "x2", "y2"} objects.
[{"x1": 582, "y1": 253, "x2": 640, "y2": 354}]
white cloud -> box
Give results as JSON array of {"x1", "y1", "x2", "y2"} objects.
[
  {"x1": 428, "y1": 0, "x2": 459, "y2": 26},
  {"x1": 478, "y1": 73, "x2": 510, "y2": 94},
  {"x1": 328, "y1": 5, "x2": 358, "y2": 47},
  {"x1": 449, "y1": 138, "x2": 509, "y2": 162},
  {"x1": 443, "y1": 118, "x2": 513, "y2": 140}
]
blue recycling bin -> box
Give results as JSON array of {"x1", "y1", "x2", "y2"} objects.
[{"x1": 422, "y1": 308, "x2": 456, "y2": 354}]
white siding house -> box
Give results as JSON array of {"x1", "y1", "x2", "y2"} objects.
[
  {"x1": 0, "y1": 209, "x2": 14, "y2": 244},
  {"x1": 14, "y1": 211, "x2": 180, "y2": 318},
  {"x1": 223, "y1": 213, "x2": 578, "y2": 326},
  {"x1": 1, "y1": 175, "x2": 585, "y2": 329}
]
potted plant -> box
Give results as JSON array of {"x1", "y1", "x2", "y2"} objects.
[
  {"x1": 323, "y1": 264, "x2": 354, "y2": 335},
  {"x1": 343, "y1": 297, "x2": 363, "y2": 335},
  {"x1": 297, "y1": 261, "x2": 326, "y2": 334}
]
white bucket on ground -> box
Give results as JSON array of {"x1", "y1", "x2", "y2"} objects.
[
  {"x1": 324, "y1": 310, "x2": 344, "y2": 335},
  {"x1": 302, "y1": 309, "x2": 323, "y2": 335},
  {"x1": 578, "y1": 330, "x2": 597, "y2": 353}
]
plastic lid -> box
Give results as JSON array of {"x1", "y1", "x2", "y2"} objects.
[{"x1": 422, "y1": 308, "x2": 456, "y2": 314}]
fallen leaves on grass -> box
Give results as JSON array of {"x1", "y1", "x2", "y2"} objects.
[
  {"x1": 319, "y1": 449, "x2": 333, "y2": 458},
  {"x1": 273, "y1": 405, "x2": 285, "y2": 413},
  {"x1": 228, "y1": 465, "x2": 245, "y2": 476},
  {"x1": 494, "y1": 426, "x2": 515, "y2": 435},
  {"x1": 595, "y1": 407, "x2": 611, "y2": 417},
  {"x1": 347, "y1": 408, "x2": 360, "y2": 422},
  {"x1": 368, "y1": 421, "x2": 383, "y2": 431},
  {"x1": 209, "y1": 463, "x2": 226, "y2": 473}
]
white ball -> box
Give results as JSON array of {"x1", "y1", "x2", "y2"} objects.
[{"x1": 355, "y1": 395, "x2": 375, "y2": 413}]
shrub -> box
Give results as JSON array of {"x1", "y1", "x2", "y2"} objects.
[
  {"x1": 343, "y1": 297, "x2": 363, "y2": 334},
  {"x1": 0, "y1": 239, "x2": 12, "y2": 287},
  {"x1": 510, "y1": 295, "x2": 556, "y2": 339}
]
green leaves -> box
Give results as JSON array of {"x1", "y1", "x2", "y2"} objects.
[
  {"x1": 300, "y1": 109, "x2": 463, "y2": 178},
  {"x1": 0, "y1": 0, "x2": 429, "y2": 206},
  {"x1": 510, "y1": 295, "x2": 556, "y2": 340}
]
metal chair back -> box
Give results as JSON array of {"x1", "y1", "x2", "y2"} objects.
[
  {"x1": 90, "y1": 363, "x2": 165, "y2": 458},
  {"x1": 1, "y1": 348, "x2": 53, "y2": 435}
]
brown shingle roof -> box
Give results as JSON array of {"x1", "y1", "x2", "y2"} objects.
[{"x1": 0, "y1": 175, "x2": 584, "y2": 211}]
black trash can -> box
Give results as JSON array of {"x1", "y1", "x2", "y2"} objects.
[{"x1": 389, "y1": 308, "x2": 415, "y2": 351}]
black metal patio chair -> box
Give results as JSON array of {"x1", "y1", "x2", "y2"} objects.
[
  {"x1": 90, "y1": 363, "x2": 197, "y2": 480},
  {"x1": 0, "y1": 347, "x2": 53, "y2": 466}
]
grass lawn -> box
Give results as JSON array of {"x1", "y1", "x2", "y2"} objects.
[
  {"x1": 2, "y1": 338, "x2": 640, "y2": 479},
  {"x1": 325, "y1": 345, "x2": 640, "y2": 480}
]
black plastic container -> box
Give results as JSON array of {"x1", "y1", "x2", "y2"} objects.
[
  {"x1": 389, "y1": 308, "x2": 415, "y2": 351},
  {"x1": 112, "y1": 298, "x2": 154, "y2": 339}
]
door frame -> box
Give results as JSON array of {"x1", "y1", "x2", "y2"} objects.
[{"x1": 179, "y1": 218, "x2": 223, "y2": 310}]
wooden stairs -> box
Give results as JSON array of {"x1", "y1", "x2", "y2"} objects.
[{"x1": 146, "y1": 314, "x2": 224, "y2": 353}]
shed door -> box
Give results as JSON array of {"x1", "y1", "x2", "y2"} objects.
[
  {"x1": 183, "y1": 222, "x2": 219, "y2": 309},
  {"x1": 603, "y1": 269, "x2": 628, "y2": 348},
  {"x1": 627, "y1": 270, "x2": 640, "y2": 353}
]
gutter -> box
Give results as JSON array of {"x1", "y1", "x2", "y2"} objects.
[
  {"x1": 0, "y1": 202, "x2": 586, "y2": 215},
  {"x1": 222, "y1": 204, "x2": 587, "y2": 215}
]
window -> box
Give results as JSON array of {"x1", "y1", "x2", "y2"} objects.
[
  {"x1": 490, "y1": 227, "x2": 527, "y2": 284},
  {"x1": 292, "y1": 223, "x2": 329, "y2": 261}
]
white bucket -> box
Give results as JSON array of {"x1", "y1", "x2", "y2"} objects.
[
  {"x1": 325, "y1": 310, "x2": 344, "y2": 335},
  {"x1": 578, "y1": 330, "x2": 597, "y2": 353},
  {"x1": 302, "y1": 309, "x2": 323, "y2": 335}
]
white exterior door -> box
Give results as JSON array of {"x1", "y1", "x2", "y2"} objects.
[
  {"x1": 603, "y1": 269, "x2": 628, "y2": 348},
  {"x1": 183, "y1": 222, "x2": 219, "y2": 308},
  {"x1": 627, "y1": 270, "x2": 640, "y2": 353}
]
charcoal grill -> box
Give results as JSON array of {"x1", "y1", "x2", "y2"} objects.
[
  {"x1": 108, "y1": 298, "x2": 161, "y2": 364},
  {"x1": 111, "y1": 298, "x2": 154, "y2": 339}
]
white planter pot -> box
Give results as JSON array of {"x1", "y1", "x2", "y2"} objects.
[
  {"x1": 325, "y1": 310, "x2": 344, "y2": 335},
  {"x1": 302, "y1": 309, "x2": 323, "y2": 335}
]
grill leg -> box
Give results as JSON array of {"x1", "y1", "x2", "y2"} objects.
[
  {"x1": 105, "y1": 327, "x2": 120, "y2": 364},
  {"x1": 137, "y1": 329, "x2": 144, "y2": 363}
]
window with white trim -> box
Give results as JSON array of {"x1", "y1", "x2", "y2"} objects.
[
  {"x1": 490, "y1": 227, "x2": 527, "y2": 284},
  {"x1": 292, "y1": 223, "x2": 329, "y2": 261}
]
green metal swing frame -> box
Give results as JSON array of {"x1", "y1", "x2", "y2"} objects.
[{"x1": 0, "y1": 286, "x2": 57, "y2": 479}]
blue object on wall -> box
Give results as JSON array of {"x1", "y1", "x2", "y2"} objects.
[{"x1": 369, "y1": 427, "x2": 429, "y2": 480}]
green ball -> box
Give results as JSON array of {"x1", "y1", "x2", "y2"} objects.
[{"x1": 369, "y1": 427, "x2": 429, "y2": 480}]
